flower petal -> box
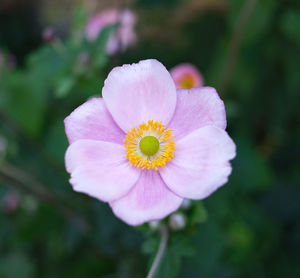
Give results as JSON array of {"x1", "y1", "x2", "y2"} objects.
[
  {"x1": 160, "y1": 126, "x2": 236, "y2": 200},
  {"x1": 65, "y1": 140, "x2": 140, "y2": 202},
  {"x1": 102, "y1": 59, "x2": 177, "y2": 132},
  {"x1": 110, "y1": 170, "x2": 183, "y2": 226},
  {"x1": 85, "y1": 10, "x2": 119, "y2": 41},
  {"x1": 64, "y1": 97, "x2": 125, "y2": 144},
  {"x1": 167, "y1": 87, "x2": 226, "y2": 140}
]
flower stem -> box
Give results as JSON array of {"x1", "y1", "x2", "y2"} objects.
[{"x1": 146, "y1": 225, "x2": 169, "y2": 278}]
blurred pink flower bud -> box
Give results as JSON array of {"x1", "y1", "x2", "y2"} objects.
[
  {"x1": 42, "y1": 27, "x2": 55, "y2": 43},
  {"x1": 170, "y1": 63, "x2": 204, "y2": 89},
  {"x1": 3, "y1": 191, "x2": 20, "y2": 214},
  {"x1": 77, "y1": 52, "x2": 90, "y2": 65},
  {"x1": 8, "y1": 54, "x2": 16, "y2": 69},
  {"x1": 85, "y1": 9, "x2": 137, "y2": 55},
  {"x1": 0, "y1": 52, "x2": 16, "y2": 71}
]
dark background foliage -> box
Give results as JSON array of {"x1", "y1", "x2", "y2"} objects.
[{"x1": 0, "y1": 0, "x2": 299, "y2": 277}]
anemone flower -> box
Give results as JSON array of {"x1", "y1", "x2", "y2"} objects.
[
  {"x1": 170, "y1": 63, "x2": 204, "y2": 89},
  {"x1": 64, "y1": 59, "x2": 236, "y2": 225},
  {"x1": 85, "y1": 9, "x2": 136, "y2": 55}
]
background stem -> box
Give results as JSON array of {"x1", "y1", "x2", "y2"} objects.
[
  {"x1": 146, "y1": 225, "x2": 169, "y2": 278},
  {"x1": 218, "y1": 0, "x2": 257, "y2": 93}
]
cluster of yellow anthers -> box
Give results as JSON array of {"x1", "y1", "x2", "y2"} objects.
[
  {"x1": 180, "y1": 74, "x2": 195, "y2": 89},
  {"x1": 124, "y1": 120, "x2": 175, "y2": 170}
]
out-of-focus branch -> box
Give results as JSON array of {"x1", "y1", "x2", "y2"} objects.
[
  {"x1": 171, "y1": 0, "x2": 228, "y2": 25},
  {"x1": 0, "y1": 161, "x2": 89, "y2": 232},
  {"x1": 218, "y1": 0, "x2": 257, "y2": 93}
]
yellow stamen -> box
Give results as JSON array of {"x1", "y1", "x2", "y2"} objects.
[
  {"x1": 124, "y1": 120, "x2": 175, "y2": 170},
  {"x1": 179, "y1": 74, "x2": 195, "y2": 89}
]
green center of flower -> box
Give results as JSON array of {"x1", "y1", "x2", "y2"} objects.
[{"x1": 139, "y1": 136, "x2": 160, "y2": 156}]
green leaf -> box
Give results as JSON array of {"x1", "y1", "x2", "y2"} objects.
[
  {"x1": 0, "y1": 72, "x2": 47, "y2": 137},
  {"x1": 55, "y1": 76, "x2": 76, "y2": 98},
  {"x1": 0, "y1": 252, "x2": 35, "y2": 278},
  {"x1": 230, "y1": 136, "x2": 274, "y2": 193},
  {"x1": 44, "y1": 120, "x2": 68, "y2": 162},
  {"x1": 186, "y1": 220, "x2": 224, "y2": 277},
  {"x1": 280, "y1": 9, "x2": 300, "y2": 45},
  {"x1": 190, "y1": 201, "x2": 208, "y2": 225}
]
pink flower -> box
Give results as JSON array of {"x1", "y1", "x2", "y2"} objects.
[
  {"x1": 42, "y1": 27, "x2": 55, "y2": 42},
  {"x1": 64, "y1": 59, "x2": 236, "y2": 226},
  {"x1": 170, "y1": 63, "x2": 204, "y2": 89},
  {"x1": 3, "y1": 191, "x2": 20, "y2": 214},
  {"x1": 85, "y1": 9, "x2": 136, "y2": 55}
]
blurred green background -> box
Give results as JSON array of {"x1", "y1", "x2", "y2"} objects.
[{"x1": 0, "y1": 0, "x2": 300, "y2": 277}]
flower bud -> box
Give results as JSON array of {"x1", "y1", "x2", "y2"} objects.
[
  {"x1": 169, "y1": 213, "x2": 186, "y2": 230},
  {"x1": 42, "y1": 27, "x2": 55, "y2": 43},
  {"x1": 3, "y1": 191, "x2": 20, "y2": 214},
  {"x1": 149, "y1": 220, "x2": 160, "y2": 230},
  {"x1": 77, "y1": 53, "x2": 90, "y2": 65}
]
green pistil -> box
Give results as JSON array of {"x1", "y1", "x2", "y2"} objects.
[{"x1": 139, "y1": 136, "x2": 160, "y2": 156}]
